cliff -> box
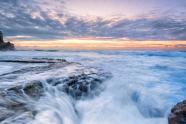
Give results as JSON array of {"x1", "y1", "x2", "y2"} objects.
[{"x1": 0, "y1": 31, "x2": 14, "y2": 50}]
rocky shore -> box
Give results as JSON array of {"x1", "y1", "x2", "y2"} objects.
[
  {"x1": 0, "y1": 58, "x2": 111, "y2": 123},
  {"x1": 168, "y1": 100, "x2": 186, "y2": 124},
  {"x1": 0, "y1": 31, "x2": 14, "y2": 50}
]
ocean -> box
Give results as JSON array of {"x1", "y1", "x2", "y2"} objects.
[{"x1": 0, "y1": 50, "x2": 186, "y2": 124}]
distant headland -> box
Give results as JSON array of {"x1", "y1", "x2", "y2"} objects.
[{"x1": 0, "y1": 31, "x2": 14, "y2": 50}]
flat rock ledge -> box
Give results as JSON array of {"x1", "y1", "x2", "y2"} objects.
[{"x1": 168, "y1": 100, "x2": 186, "y2": 124}]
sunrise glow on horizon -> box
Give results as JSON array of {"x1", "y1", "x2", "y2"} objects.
[
  {"x1": 1, "y1": 1, "x2": 186, "y2": 124},
  {"x1": 12, "y1": 39, "x2": 186, "y2": 50},
  {"x1": 1, "y1": 0, "x2": 186, "y2": 50}
]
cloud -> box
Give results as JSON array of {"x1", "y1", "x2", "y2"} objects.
[{"x1": 0, "y1": 0, "x2": 186, "y2": 41}]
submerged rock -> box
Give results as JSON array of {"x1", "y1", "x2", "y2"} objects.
[
  {"x1": 131, "y1": 91, "x2": 165, "y2": 118},
  {"x1": 168, "y1": 100, "x2": 186, "y2": 124},
  {"x1": 0, "y1": 31, "x2": 14, "y2": 50},
  {"x1": 0, "y1": 58, "x2": 111, "y2": 123},
  {"x1": 0, "y1": 107, "x2": 15, "y2": 122}
]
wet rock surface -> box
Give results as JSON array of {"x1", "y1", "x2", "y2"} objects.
[
  {"x1": 0, "y1": 31, "x2": 14, "y2": 50},
  {"x1": 0, "y1": 58, "x2": 111, "y2": 123},
  {"x1": 168, "y1": 100, "x2": 186, "y2": 124},
  {"x1": 0, "y1": 58, "x2": 67, "y2": 63}
]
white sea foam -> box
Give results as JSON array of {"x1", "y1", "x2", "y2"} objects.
[{"x1": 0, "y1": 50, "x2": 185, "y2": 124}]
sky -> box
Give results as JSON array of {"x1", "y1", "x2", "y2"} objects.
[{"x1": 0, "y1": 0, "x2": 186, "y2": 49}]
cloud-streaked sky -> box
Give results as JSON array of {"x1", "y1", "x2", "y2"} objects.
[
  {"x1": 66, "y1": 0, "x2": 186, "y2": 18},
  {"x1": 0, "y1": 0, "x2": 186, "y2": 43}
]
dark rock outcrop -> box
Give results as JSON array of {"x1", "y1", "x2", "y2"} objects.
[
  {"x1": 168, "y1": 100, "x2": 186, "y2": 124},
  {"x1": 0, "y1": 58, "x2": 111, "y2": 123},
  {"x1": 0, "y1": 31, "x2": 14, "y2": 50},
  {"x1": 0, "y1": 58, "x2": 67, "y2": 64}
]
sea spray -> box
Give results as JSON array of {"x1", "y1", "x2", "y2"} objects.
[
  {"x1": 0, "y1": 50, "x2": 185, "y2": 124},
  {"x1": 32, "y1": 82, "x2": 79, "y2": 124}
]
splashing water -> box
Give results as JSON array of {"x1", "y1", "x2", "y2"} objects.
[
  {"x1": 0, "y1": 50, "x2": 186, "y2": 124},
  {"x1": 32, "y1": 83, "x2": 79, "y2": 124}
]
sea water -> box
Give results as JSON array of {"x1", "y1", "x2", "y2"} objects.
[{"x1": 0, "y1": 50, "x2": 186, "y2": 124}]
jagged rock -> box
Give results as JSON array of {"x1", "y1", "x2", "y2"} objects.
[
  {"x1": 0, "y1": 31, "x2": 4, "y2": 43},
  {"x1": 168, "y1": 100, "x2": 186, "y2": 124},
  {"x1": 2, "y1": 68, "x2": 110, "y2": 100},
  {"x1": 5, "y1": 80, "x2": 44, "y2": 100},
  {"x1": 0, "y1": 31, "x2": 14, "y2": 50},
  {"x1": 0, "y1": 58, "x2": 111, "y2": 123}
]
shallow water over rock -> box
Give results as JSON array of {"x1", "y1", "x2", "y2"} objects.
[
  {"x1": 0, "y1": 50, "x2": 186, "y2": 124},
  {"x1": 0, "y1": 57, "x2": 111, "y2": 124}
]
